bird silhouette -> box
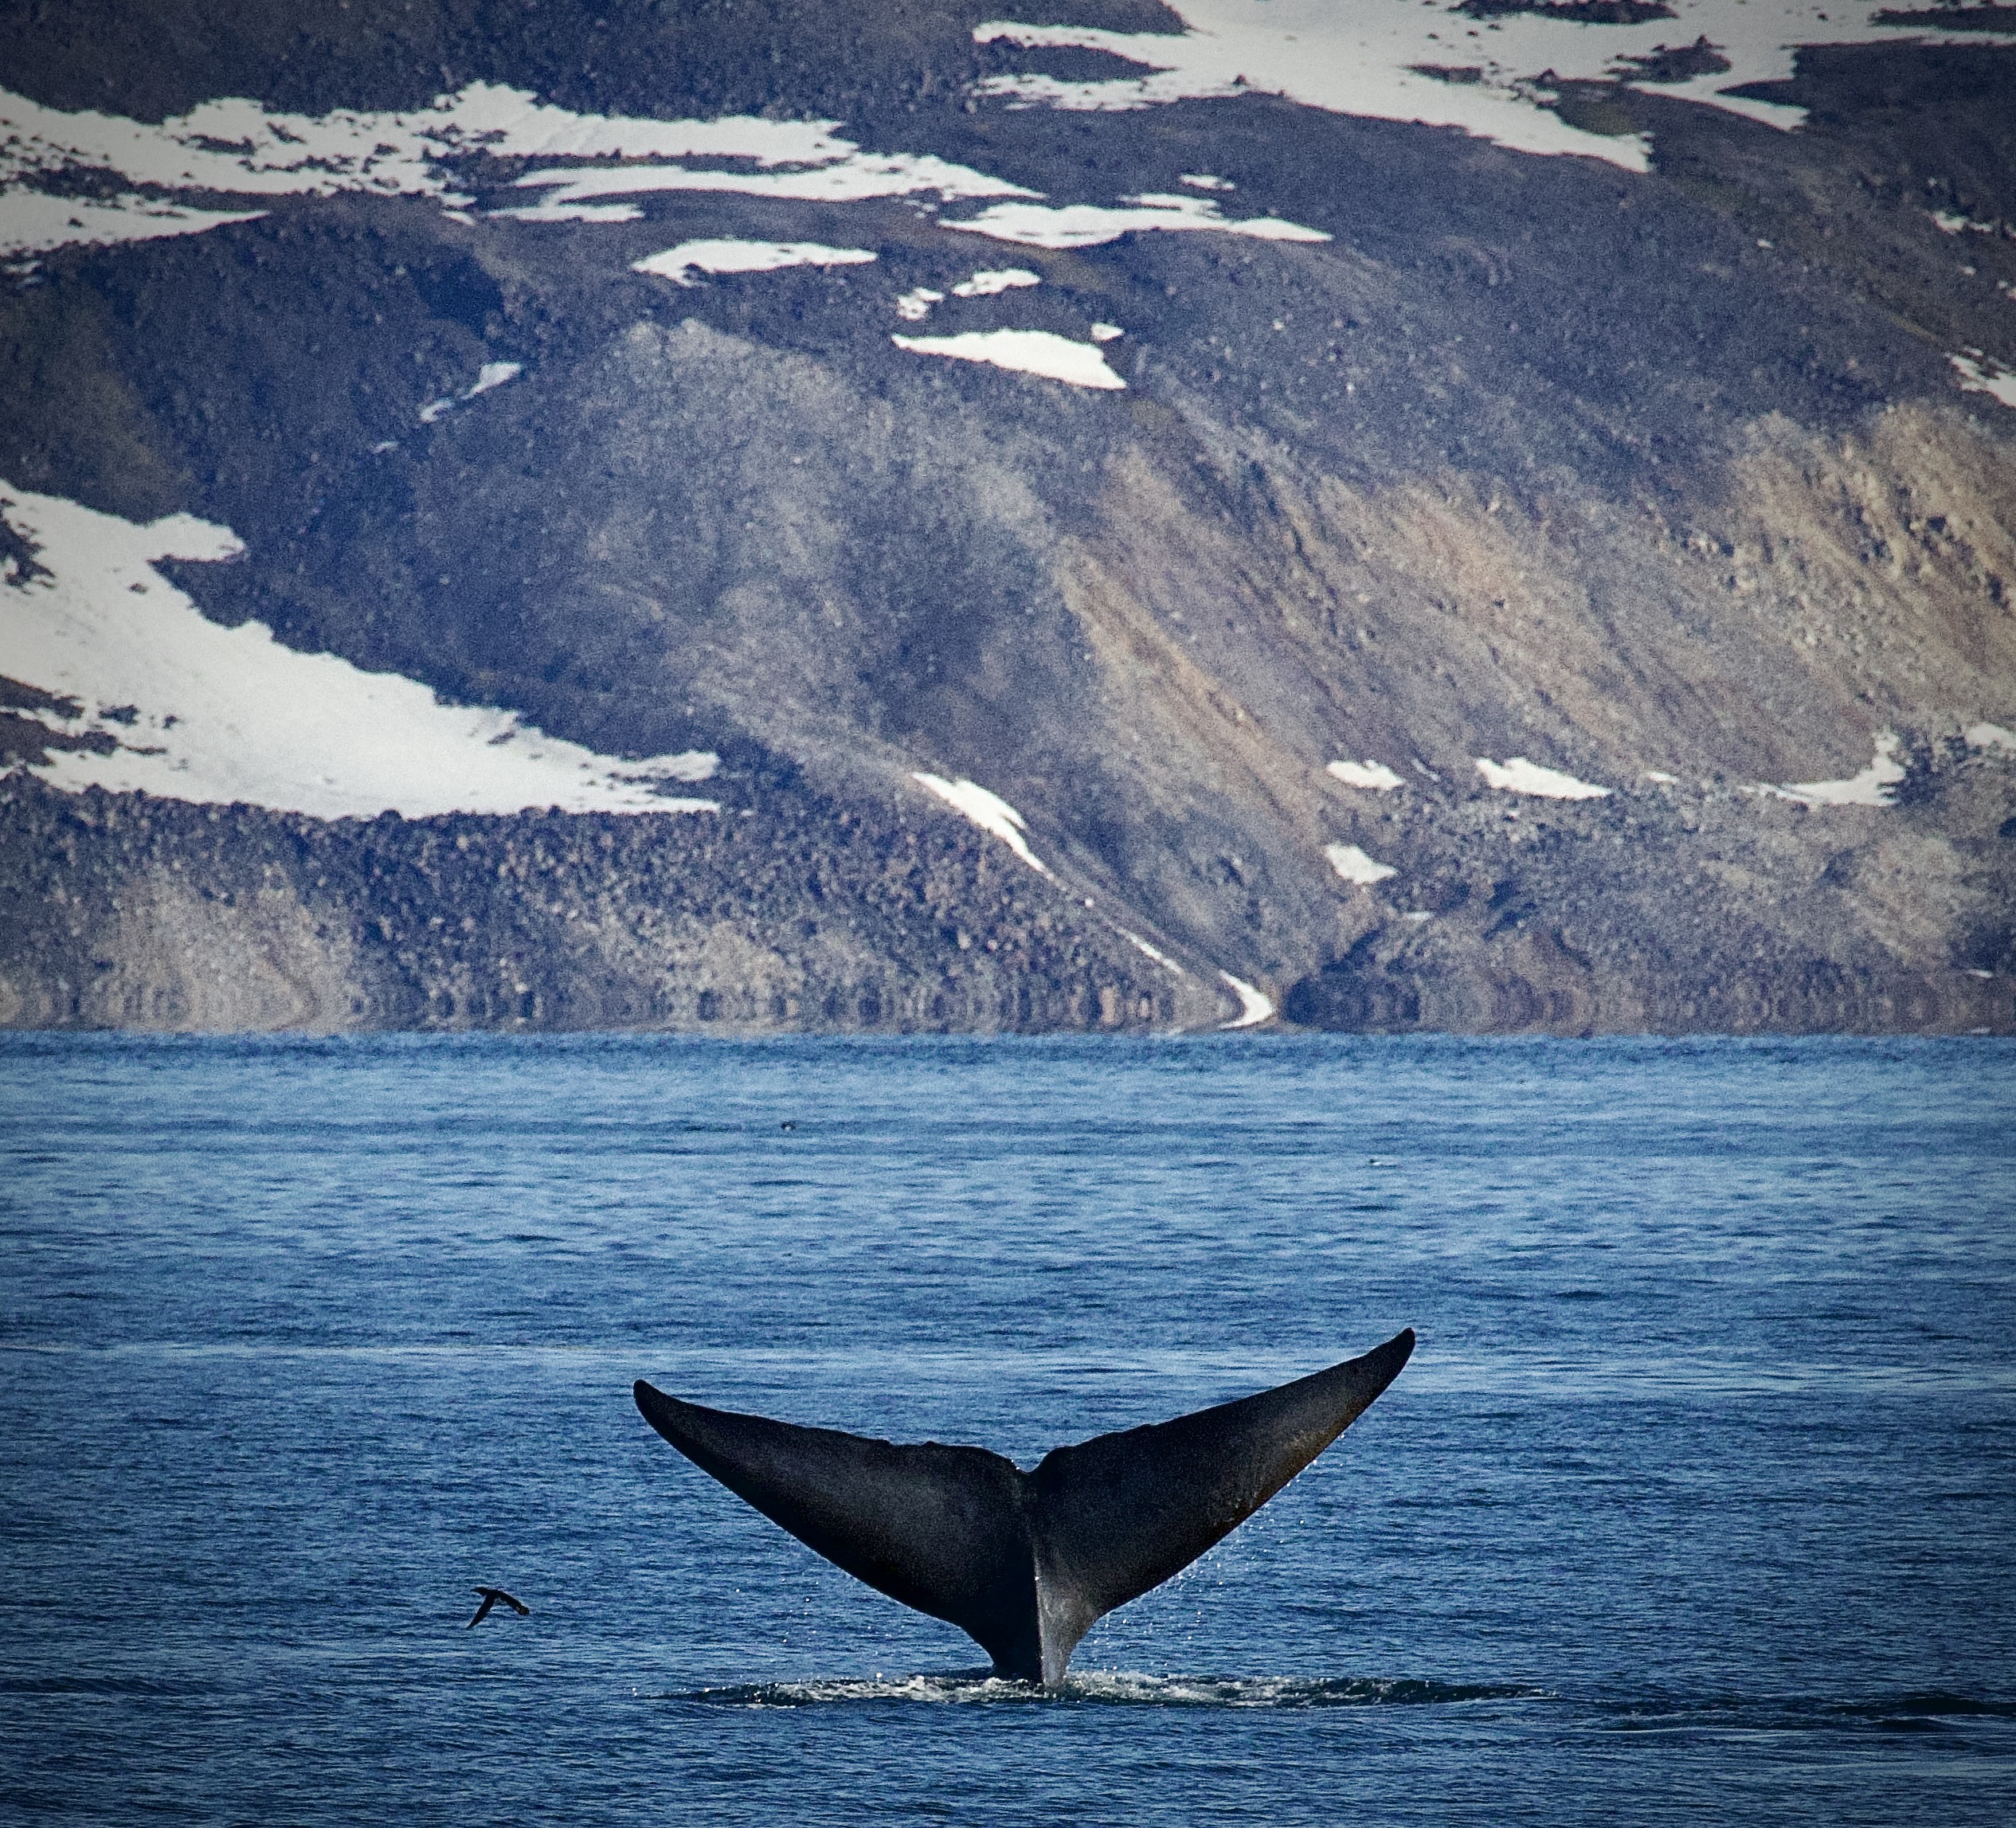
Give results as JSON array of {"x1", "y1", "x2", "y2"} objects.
[{"x1": 467, "y1": 1587, "x2": 530, "y2": 1628}]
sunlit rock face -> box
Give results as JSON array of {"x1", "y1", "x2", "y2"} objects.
[{"x1": 2, "y1": 2, "x2": 2014, "y2": 1034}]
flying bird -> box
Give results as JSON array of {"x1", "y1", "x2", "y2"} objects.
[{"x1": 467, "y1": 1586, "x2": 530, "y2": 1627}]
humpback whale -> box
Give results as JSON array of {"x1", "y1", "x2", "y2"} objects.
[{"x1": 633, "y1": 1327, "x2": 1414, "y2": 1684}]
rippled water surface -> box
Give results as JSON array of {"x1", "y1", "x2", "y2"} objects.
[{"x1": 4, "y1": 1034, "x2": 2013, "y2": 1824}]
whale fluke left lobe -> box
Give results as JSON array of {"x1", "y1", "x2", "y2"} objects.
[{"x1": 632, "y1": 1382, "x2": 1043, "y2": 1675}]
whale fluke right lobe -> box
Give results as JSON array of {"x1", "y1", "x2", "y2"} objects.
[
  {"x1": 634, "y1": 1326, "x2": 1414, "y2": 1684},
  {"x1": 1026, "y1": 1329, "x2": 1415, "y2": 1677}
]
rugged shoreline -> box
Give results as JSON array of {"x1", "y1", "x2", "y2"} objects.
[
  {"x1": 6, "y1": 753, "x2": 2007, "y2": 1035},
  {"x1": 0, "y1": 777, "x2": 1217, "y2": 1034}
]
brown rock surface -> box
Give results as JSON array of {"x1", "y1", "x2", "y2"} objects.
[{"x1": 2, "y1": 14, "x2": 2012, "y2": 1033}]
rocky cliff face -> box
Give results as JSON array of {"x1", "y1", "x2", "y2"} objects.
[
  {"x1": 0, "y1": 776, "x2": 1208, "y2": 1031},
  {"x1": 2, "y1": 2, "x2": 2013, "y2": 1033}
]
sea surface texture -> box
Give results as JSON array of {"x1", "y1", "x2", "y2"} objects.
[{"x1": 3, "y1": 1035, "x2": 2013, "y2": 1825}]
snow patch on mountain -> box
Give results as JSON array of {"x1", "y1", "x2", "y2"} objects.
[
  {"x1": 1476, "y1": 756, "x2": 1612, "y2": 799},
  {"x1": 911, "y1": 772, "x2": 1051, "y2": 874},
  {"x1": 1217, "y1": 970, "x2": 1275, "y2": 1028},
  {"x1": 7, "y1": 3, "x2": 2012, "y2": 260},
  {"x1": 1328, "y1": 758, "x2": 1405, "y2": 791},
  {"x1": 1771, "y1": 732, "x2": 1908, "y2": 807},
  {"x1": 1950, "y1": 351, "x2": 2016, "y2": 409},
  {"x1": 1, "y1": 77, "x2": 1342, "y2": 263},
  {"x1": 973, "y1": 1, "x2": 2016, "y2": 171},
  {"x1": 1325, "y1": 842, "x2": 1398, "y2": 885},
  {"x1": 0, "y1": 483, "x2": 721, "y2": 819},
  {"x1": 0, "y1": 83, "x2": 883, "y2": 203},
  {"x1": 1932, "y1": 209, "x2": 2002, "y2": 236},
  {"x1": 945, "y1": 193, "x2": 1329, "y2": 249},
  {"x1": 468, "y1": 362, "x2": 523, "y2": 397},
  {"x1": 1118, "y1": 929, "x2": 1187, "y2": 975},
  {"x1": 892, "y1": 328, "x2": 1126, "y2": 389},
  {"x1": 497, "y1": 148, "x2": 1031, "y2": 217},
  {"x1": 418, "y1": 361, "x2": 524, "y2": 424},
  {"x1": 953, "y1": 267, "x2": 1043, "y2": 296},
  {"x1": 633, "y1": 241, "x2": 877, "y2": 284},
  {"x1": 0, "y1": 188, "x2": 264, "y2": 257},
  {"x1": 487, "y1": 199, "x2": 647, "y2": 225},
  {"x1": 0, "y1": 81, "x2": 1031, "y2": 255}
]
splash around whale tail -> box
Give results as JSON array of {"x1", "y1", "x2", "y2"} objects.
[{"x1": 633, "y1": 1328, "x2": 1415, "y2": 1685}]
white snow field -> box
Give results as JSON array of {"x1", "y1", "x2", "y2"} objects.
[
  {"x1": 953, "y1": 268, "x2": 1043, "y2": 296},
  {"x1": 943, "y1": 194, "x2": 1329, "y2": 249},
  {"x1": 1325, "y1": 842, "x2": 1399, "y2": 886},
  {"x1": 0, "y1": 483, "x2": 721, "y2": 820},
  {"x1": 910, "y1": 773, "x2": 1052, "y2": 874},
  {"x1": 1773, "y1": 732, "x2": 1908, "y2": 807},
  {"x1": 0, "y1": 82, "x2": 1032, "y2": 255},
  {"x1": 973, "y1": 0, "x2": 2016, "y2": 171},
  {"x1": 1218, "y1": 970, "x2": 1275, "y2": 1028},
  {"x1": 891, "y1": 328, "x2": 1126, "y2": 389},
  {"x1": 632, "y1": 241, "x2": 878, "y2": 284},
  {"x1": 1475, "y1": 757, "x2": 1612, "y2": 800},
  {"x1": 1328, "y1": 759, "x2": 1405, "y2": 791},
  {"x1": 6, "y1": 4, "x2": 2012, "y2": 258},
  {"x1": 1950, "y1": 352, "x2": 2016, "y2": 411}
]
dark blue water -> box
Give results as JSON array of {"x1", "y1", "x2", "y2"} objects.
[{"x1": 3, "y1": 1035, "x2": 2013, "y2": 1825}]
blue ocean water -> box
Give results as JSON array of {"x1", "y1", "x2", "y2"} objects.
[{"x1": 2, "y1": 1033, "x2": 2013, "y2": 1826}]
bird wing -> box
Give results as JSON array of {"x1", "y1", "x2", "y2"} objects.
[
  {"x1": 1026, "y1": 1329, "x2": 1415, "y2": 1673},
  {"x1": 634, "y1": 1380, "x2": 1039, "y2": 1674},
  {"x1": 467, "y1": 1593, "x2": 496, "y2": 1627}
]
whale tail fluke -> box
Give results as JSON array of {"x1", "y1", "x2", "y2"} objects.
[{"x1": 633, "y1": 1327, "x2": 1414, "y2": 1685}]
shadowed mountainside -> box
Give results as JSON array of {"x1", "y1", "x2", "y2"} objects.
[{"x1": 2, "y1": 2, "x2": 2013, "y2": 1032}]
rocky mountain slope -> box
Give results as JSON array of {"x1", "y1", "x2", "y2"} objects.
[{"x1": 2, "y1": 1, "x2": 2013, "y2": 1033}]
